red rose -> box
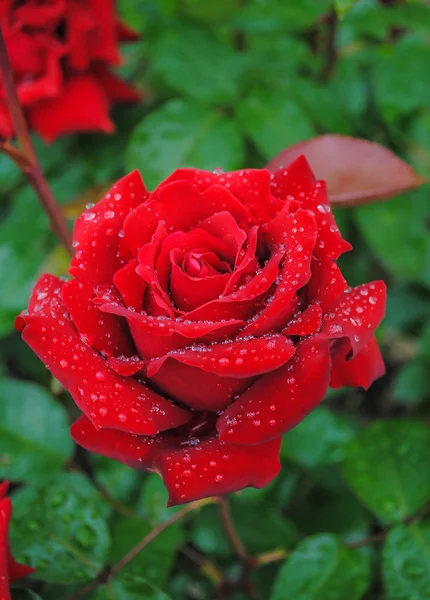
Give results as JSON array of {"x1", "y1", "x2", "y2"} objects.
[
  {"x1": 0, "y1": 481, "x2": 35, "y2": 600},
  {"x1": 0, "y1": 0, "x2": 139, "y2": 142},
  {"x1": 16, "y1": 157, "x2": 386, "y2": 505}
]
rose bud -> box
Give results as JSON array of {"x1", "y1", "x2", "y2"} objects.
[
  {"x1": 0, "y1": 482, "x2": 35, "y2": 600},
  {"x1": 16, "y1": 158, "x2": 386, "y2": 505},
  {"x1": 0, "y1": 0, "x2": 139, "y2": 142}
]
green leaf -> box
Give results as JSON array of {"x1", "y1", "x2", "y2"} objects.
[
  {"x1": 282, "y1": 408, "x2": 356, "y2": 468},
  {"x1": 9, "y1": 473, "x2": 110, "y2": 584},
  {"x1": 334, "y1": 0, "x2": 359, "y2": 18},
  {"x1": 237, "y1": 0, "x2": 331, "y2": 34},
  {"x1": 0, "y1": 378, "x2": 73, "y2": 482},
  {"x1": 126, "y1": 100, "x2": 245, "y2": 190},
  {"x1": 236, "y1": 90, "x2": 314, "y2": 160},
  {"x1": 11, "y1": 591, "x2": 44, "y2": 600},
  {"x1": 139, "y1": 473, "x2": 180, "y2": 525},
  {"x1": 270, "y1": 534, "x2": 370, "y2": 600},
  {"x1": 90, "y1": 575, "x2": 172, "y2": 600},
  {"x1": 343, "y1": 420, "x2": 430, "y2": 524},
  {"x1": 0, "y1": 152, "x2": 22, "y2": 193},
  {"x1": 372, "y1": 35, "x2": 430, "y2": 120},
  {"x1": 95, "y1": 456, "x2": 140, "y2": 504},
  {"x1": 151, "y1": 25, "x2": 242, "y2": 105},
  {"x1": 383, "y1": 521, "x2": 430, "y2": 600},
  {"x1": 355, "y1": 190, "x2": 430, "y2": 287},
  {"x1": 175, "y1": 0, "x2": 241, "y2": 23},
  {"x1": 109, "y1": 516, "x2": 184, "y2": 586}
]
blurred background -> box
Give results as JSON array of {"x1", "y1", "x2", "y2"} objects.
[{"x1": 1, "y1": 1, "x2": 430, "y2": 599}]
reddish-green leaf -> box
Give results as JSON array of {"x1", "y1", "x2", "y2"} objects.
[{"x1": 267, "y1": 134, "x2": 426, "y2": 206}]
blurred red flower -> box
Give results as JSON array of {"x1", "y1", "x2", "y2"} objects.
[
  {"x1": 0, "y1": 0, "x2": 139, "y2": 142},
  {"x1": 16, "y1": 157, "x2": 386, "y2": 505},
  {"x1": 0, "y1": 482, "x2": 35, "y2": 600}
]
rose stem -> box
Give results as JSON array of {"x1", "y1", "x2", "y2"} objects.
[
  {"x1": 0, "y1": 26, "x2": 73, "y2": 256},
  {"x1": 65, "y1": 497, "x2": 220, "y2": 600}
]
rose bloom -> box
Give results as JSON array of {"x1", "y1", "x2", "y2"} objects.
[
  {"x1": 0, "y1": 0, "x2": 139, "y2": 142},
  {"x1": 16, "y1": 158, "x2": 386, "y2": 505},
  {"x1": 0, "y1": 482, "x2": 35, "y2": 599}
]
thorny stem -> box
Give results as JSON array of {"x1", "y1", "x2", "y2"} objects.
[
  {"x1": 66, "y1": 497, "x2": 219, "y2": 600},
  {"x1": 0, "y1": 25, "x2": 73, "y2": 255}
]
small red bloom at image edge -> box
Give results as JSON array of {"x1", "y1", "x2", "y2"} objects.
[
  {"x1": 0, "y1": 0, "x2": 139, "y2": 141},
  {"x1": 0, "y1": 482, "x2": 35, "y2": 600},
  {"x1": 16, "y1": 156, "x2": 386, "y2": 505}
]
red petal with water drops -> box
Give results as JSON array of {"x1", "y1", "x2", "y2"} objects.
[
  {"x1": 148, "y1": 360, "x2": 254, "y2": 411},
  {"x1": 108, "y1": 355, "x2": 146, "y2": 377},
  {"x1": 15, "y1": 275, "x2": 190, "y2": 435},
  {"x1": 217, "y1": 335, "x2": 331, "y2": 445},
  {"x1": 123, "y1": 180, "x2": 229, "y2": 255},
  {"x1": 269, "y1": 155, "x2": 315, "y2": 201},
  {"x1": 221, "y1": 168, "x2": 277, "y2": 221},
  {"x1": 282, "y1": 304, "x2": 322, "y2": 336},
  {"x1": 331, "y1": 336, "x2": 385, "y2": 390},
  {"x1": 158, "y1": 434, "x2": 282, "y2": 506},
  {"x1": 170, "y1": 260, "x2": 230, "y2": 312},
  {"x1": 147, "y1": 335, "x2": 295, "y2": 379},
  {"x1": 244, "y1": 209, "x2": 317, "y2": 336},
  {"x1": 322, "y1": 281, "x2": 386, "y2": 358},
  {"x1": 306, "y1": 258, "x2": 347, "y2": 312},
  {"x1": 63, "y1": 171, "x2": 147, "y2": 356},
  {"x1": 113, "y1": 259, "x2": 146, "y2": 311}
]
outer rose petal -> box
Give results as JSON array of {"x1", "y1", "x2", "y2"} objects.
[
  {"x1": 71, "y1": 415, "x2": 282, "y2": 506},
  {"x1": 91, "y1": 65, "x2": 140, "y2": 103},
  {"x1": 28, "y1": 75, "x2": 114, "y2": 142},
  {"x1": 282, "y1": 304, "x2": 323, "y2": 336},
  {"x1": 148, "y1": 361, "x2": 254, "y2": 411},
  {"x1": 63, "y1": 171, "x2": 147, "y2": 356},
  {"x1": 15, "y1": 275, "x2": 190, "y2": 435},
  {"x1": 269, "y1": 155, "x2": 315, "y2": 200},
  {"x1": 331, "y1": 336, "x2": 385, "y2": 390},
  {"x1": 306, "y1": 258, "x2": 347, "y2": 312},
  {"x1": 113, "y1": 259, "x2": 146, "y2": 311},
  {"x1": 217, "y1": 336, "x2": 331, "y2": 445},
  {"x1": 147, "y1": 335, "x2": 295, "y2": 379},
  {"x1": 323, "y1": 281, "x2": 386, "y2": 357}
]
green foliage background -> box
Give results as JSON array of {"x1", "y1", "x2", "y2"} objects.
[{"x1": 1, "y1": 1, "x2": 430, "y2": 598}]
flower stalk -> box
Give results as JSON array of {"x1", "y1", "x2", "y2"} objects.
[{"x1": 0, "y1": 25, "x2": 73, "y2": 256}]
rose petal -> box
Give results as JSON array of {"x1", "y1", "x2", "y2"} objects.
[
  {"x1": 221, "y1": 168, "x2": 279, "y2": 221},
  {"x1": 123, "y1": 180, "x2": 208, "y2": 255},
  {"x1": 147, "y1": 335, "x2": 295, "y2": 379},
  {"x1": 170, "y1": 261, "x2": 230, "y2": 312},
  {"x1": 323, "y1": 280, "x2": 386, "y2": 358},
  {"x1": 16, "y1": 275, "x2": 190, "y2": 435},
  {"x1": 63, "y1": 171, "x2": 146, "y2": 355},
  {"x1": 306, "y1": 258, "x2": 347, "y2": 312},
  {"x1": 91, "y1": 65, "x2": 140, "y2": 103},
  {"x1": 28, "y1": 75, "x2": 114, "y2": 142},
  {"x1": 149, "y1": 361, "x2": 254, "y2": 411},
  {"x1": 331, "y1": 336, "x2": 385, "y2": 390},
  {"x1": 269, "y1": 154, "x2": 315, "y2": 201},
  {"x1": 243, "y1": 209, "x2": 317, "y2": 336},
  {"x1": 217, "y1": 335, "x2": 331, "y2": 445},
  {"x1": 100, "y1": 302, "x2": 245, "y2": 358},
  {"x1": 108, "y1": 355, "x2": 146, "y2": 377},
  {"x1": 282, "y1": 304, "x2": 322, "y2": 336},
  {"x1": 113, "y1": 259, "x2": 146, "y2": 311},
  {"x1": 71, "y1": 415, "x2": 282, "y2": 506},
  {"x1": 157, "y1": 434, "x2": 282, "y2": 506}
]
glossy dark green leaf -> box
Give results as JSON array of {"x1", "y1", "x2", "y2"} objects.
[
  {"x1": 151, "y1": 25, "x2": 242, "y2": 104},
  {"x1": 392, "y1": 361, "x2": 430, "y2": 406},
  {"x1": 139, "y1": 473, "x2": 180, "y2": 525},
  {"x1": 126, "y1": 100, "x2": 244, "y2": 190},
  {"x1": 334, "y1": 0, "x2": 359, "y2": 18},
  {"x1": 383, "y1": 521, "x2": 430, "y2": 600},
  {"x1": 282, "y1": 407, "x2": 356, "y2": 468},
  {"x1": 109, "y1": 516, "x2": 184, "y2": 586},
  {"x1": 271, "y1": 534, "x2": 370, "y2": 600},
  {"x1": 343, "y1": 420, "x2": 430, "y2": 523},
  {"x1": 9, "y1": 473, "x2": 110, "y2": 583},
  {"x1": 0, "y1": 378, "x2": 73, "y2": 482},
  {"x1": 236, "y1": 90, "x2": 314, "y2": 160},
  {"x1": 90, "y1": 575, "x2": 172, "y2": 600}
]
